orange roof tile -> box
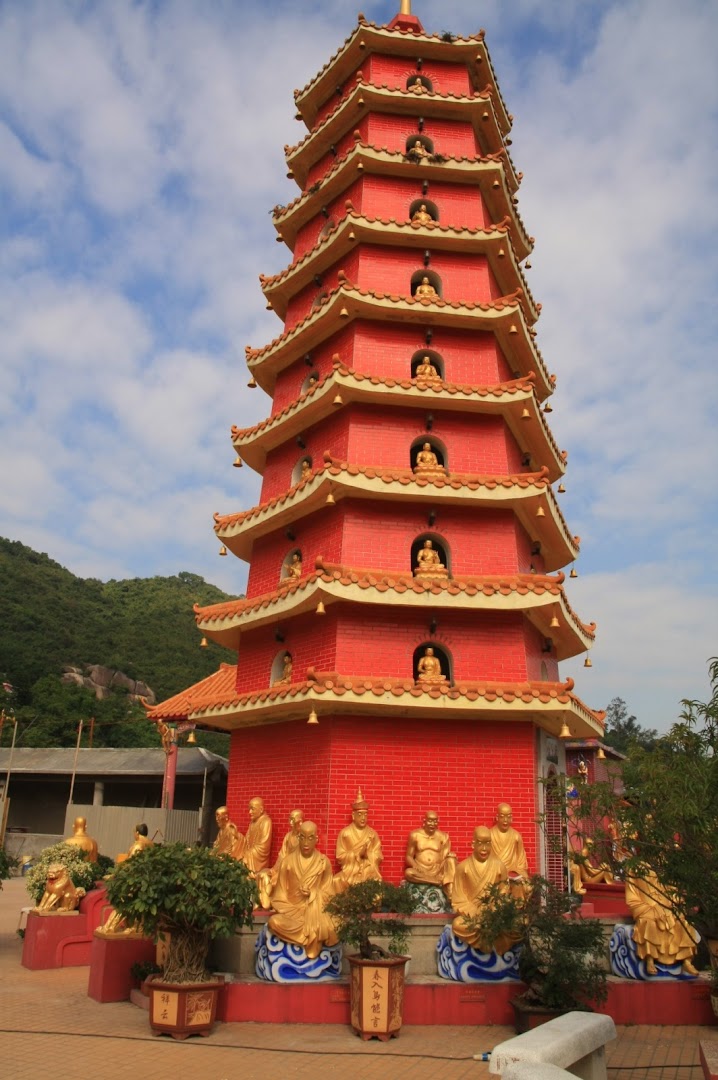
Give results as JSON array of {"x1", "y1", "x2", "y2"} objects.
[{"x1": 146, "y1": 664, "x2": 237, "y2": 720}]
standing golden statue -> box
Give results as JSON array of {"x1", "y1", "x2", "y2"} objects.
[
  {"x1": 64, "y1": 816, "x2": 98, "y2": 863},
  {"x1": 413, "y1": 442, "x2": 446, "y2": 479},
  {"x1": 260, "y1": 821, "x2": 339, "y2": 959},
  {"x1": 416, "y1": 646, "x2": 447, "y2": 685},
  {"x1": 212, "y1": 805, "x2": 243, "y2": 858},
  {"x1": 334, "y1": 788, "x2": 383, "y2": 889},
  {"x1": 414, "y1": 539, "x2": 448, "y2": 579},
  {"x1": 405, "y1": 810, "x2": 456, "y2": 899},
  {"x1": 415, "y1": 275, "x2": 439, "y2": 300},
  {"x1": 414, "y1": 355, "x2": 441, "y2": 383},
  {"x1": 490, "y1": 803, "x2": 530, "y2": 896},
  {"x1": 236, "y1": 797, "x2": 273, "y2": 875},
  {"x1": 625, "y1": 869, "x2": 699, "y2": 976},
  {"x1": 452, "y1": 827, "x2": 519, "y2": 955}
]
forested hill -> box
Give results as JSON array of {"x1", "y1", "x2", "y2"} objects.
[{"x1": 0, "y1": 537, "x2": 235, "y2": 748}]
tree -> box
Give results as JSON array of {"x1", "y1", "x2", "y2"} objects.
[{"x1": 603, "y1": 696, "x2": 658, "y2": 754}]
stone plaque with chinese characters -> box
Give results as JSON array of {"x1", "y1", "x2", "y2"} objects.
[{"x1": 151, "y1": 989, "x2": 178, "y2": 1027}]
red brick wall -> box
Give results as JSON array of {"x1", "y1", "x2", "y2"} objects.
[
  {"x1": 359, "y1": 175, "x2": 492, "y2": 230},
  {"x1": 245, "y1": 507, "x2": 346, "y2": 598},
  {"x1": 347, "y1": 321, "x2": 515, "y2": 384},
  {"x1": 269, "y1": 324, "x2": 355, "y2": 416},
  {"x1": 226, "y1": 715, "x2": 539, "y2": 882},
  {"x1": 367, "y1": 55, "x2": 472, "y2": 98},
  {"x1": 293, "y1": 180, "x2": 363, "y2": 260},
  {"x1": 367, "y1": 113, "x2": 476, "y2": 158}
]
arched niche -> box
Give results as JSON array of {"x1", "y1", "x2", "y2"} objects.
[
  {"x1": 408, "y1": 197, "x2": 439, "y2": 225},
  {"x1": 270, "y1": 650, "x2": 293, "y2": 687},
  {"x1": 411, "y1": 268, "x2": 442, "y2": 299},
  {"x1": 412, "y1": 641, "x2": 452, "y2": 684},
  {"x1": 405, "y1": 133, "x2": 434, "y2": 156},
  {"x1": 319, "y1": 217, "x2": 336, "y2": 239},
  {"x1": 292, "y1": 456, "x2": 313, "y2": 486},
  {"x1": 410, "y1": 348, "x2": 444, "y2": 380},
  {"x1": 410, "y1": 435, "x2": 447, "y2": 471},
  {"x1": 301, "y1": 370, "x2": 320, "y2": 394},
  {"x1": 411, "y1": 532, "x2": 451, "y2": 576},
  {"x1": 406, "y1": 73, "x2": 433, "y2": 94},
  {"x1": 280, "y1": 548, "x2": 303, "y2": 582}
]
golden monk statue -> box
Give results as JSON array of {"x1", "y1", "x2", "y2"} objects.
[
  {"x1": 236, "y1": 797, "x2": 273, "y2": 875},
  {"x1": 414, "y1": 354, "x2": 441, "y2": 382},
  {"x1": 300, "y1": 459, "x2": 312, "y2": 482},
  {"x1": 273, "y1": 652, "x2": 293, "y2": 686},
  {"x1": 260, "y1": 821, "x2": 339, "y2": 959},
  {"x1": 335, "y1": 789, "x2": 383, "y2": 889},
  {"x1": 409, "y1": 139, "x2": 431, "y2": 161},
  {"x1": 35, "y1": 863, "x2": 86, "y2": 914},
  {"x1": 116, "y1": 823, "x2": 153, "y2": 865},
  {"x1": 416, "y1": 646, "x2": 447, "y2": 685},
  {"x1": 212, "y1": 805, "x2": 243, "y2": 858},
  {"x1": 414, "y1": 539, "x2": 448, "y2": 579},
  {"x1": 408, "y1": 78, "x2": 428, "y2": 96},
  {"x1": 411, "y1": 203, "x2": 434, "y2": 225},
  {"x1": 284, "y1": 553, "x2": 302, "y2": 580},
  {"x1": 570, "y1": 838, "x2": 614, "y2": 891},
  {"x1": 452, "y1": 827, "x2": 519, "y2": 955},
  {"x1": 64, "y1": 816, "x2": 98, "y2": 863},
  {"x1": 413, "y1": 442, "x2": 445, "y2": 479},
  {"x1": 490, "y1": 803, "x2": 530, "y2": 897},
  {"x1": 625, "y1": 869, "x2": 699, "y2": 976},
  {"x1": 415, "y1": 275, "x2": 439, "y2": 300},
  {"x1": 405, "y1": 810, "x2": 456, "y2": 898},
  {"x1": 276, "y1": 809, "x2": 304, "y2": 865}
]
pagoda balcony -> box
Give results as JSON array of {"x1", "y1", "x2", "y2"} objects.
[
  {"x1": 294, "y1": 21, "x2": 511, "y2": 137},
  {"x1": 213, "y1": 457, "x2": 579, "y2": 570},
  {"x1": 272, "y1": 143, "x2": 531, "y2": 259},
  {"x1": 233, "y1": 364, "x2": 565, "y2": 481},
  {"x1": 246, "y1": 281, "x2": 550, "y2": 395},
  {"x1": 285, "y1": 81, "x2": 515, "y2": 189},
  {"x1": 195, "y1": 560, "x2": 595, "y2": 660},
  {"x1": 262, "y1": 210, "x2": 538, "y2": 323},
  {"x1": 185, "y1": 670, "x2": 603, "y2": 740}
]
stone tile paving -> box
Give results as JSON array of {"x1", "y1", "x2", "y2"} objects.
[{"x1": 0, "y1": 877, "x2": 711, "y2": 1079}]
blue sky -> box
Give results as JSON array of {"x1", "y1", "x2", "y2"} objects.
[{"x1": 1, "y1": 0, "x2": 716, "y2": 731}]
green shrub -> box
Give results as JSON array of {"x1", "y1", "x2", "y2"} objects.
[{"x1": 25, "y1": 843, "x2": 100, "y2": 904}]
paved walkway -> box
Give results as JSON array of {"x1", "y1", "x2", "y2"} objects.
[{"x1": 0, "y1": 878, "x2": 711, "y2": 1079}]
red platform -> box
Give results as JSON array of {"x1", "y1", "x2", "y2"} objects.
[
  {"x1": 87, "y1": 931, "x2": 156, "y2": 1003},
  {"x1": 581, "y1": 883, "x2": 631, "y2": 918},
  {"x1": 22, "y1": 888, "x2": 108, "y2": 970},
  {"x1": 218, "y1": 976, "x2": 714, "y2": 1027}
]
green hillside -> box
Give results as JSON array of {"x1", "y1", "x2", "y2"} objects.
[{"x1": 0, "y1": 538, "x2": 235, "y2": 750}]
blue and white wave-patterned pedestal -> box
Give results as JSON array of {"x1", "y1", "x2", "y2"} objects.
[
  {"x1": 255, "y1": 925, "x2": 342, "y2": 982},
  {"x1": 406, "y1": 882, "x2": 452, "y2": 914},
  {"x1": 436, "y1": 925, "x2": 521, "y2": 981},
  {"x1": 609, "y1": 923, "x2": 698, "y2": 980}
]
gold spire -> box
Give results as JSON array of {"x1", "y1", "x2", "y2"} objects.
[{"x1": 400, "y1": 0, "x2": 412, "y2": 13}]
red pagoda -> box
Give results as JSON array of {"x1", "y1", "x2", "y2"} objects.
[{"x1": 150, "y1": 3, "x2": 603, "y2": 883}]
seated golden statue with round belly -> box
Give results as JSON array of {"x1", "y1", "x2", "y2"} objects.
[
  {"x1": 414, "y1": 538, "x2": 448, "y2": 579},
  {"x1": 259, "y1": 822, "x2": 339, "y2": 959},
  {"x1": 411, "y1": 203, "x2": 434, "y2": 225},
  {"x1": 414, "y1": 355, "x2": 441, "y2": 383},
  {"x1": 416, "y1": 646, "x2": 447, "y2": 685},
  {"x1": 452, "y1": 827, "x2": 521, "y2": 955},
  {"x1": 413, "y1": 442, "x2": 446, "y2": 480},
  {"x1": 415, "y1": 275, "x2": 439, "y2": 300},
  {"x1": 405, "y1": 810, "x2": 456, "y2": 899}
]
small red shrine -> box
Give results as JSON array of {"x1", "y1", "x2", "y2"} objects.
[{"x1": 150, "y1": 4, "x2": 604, "y2": 883}]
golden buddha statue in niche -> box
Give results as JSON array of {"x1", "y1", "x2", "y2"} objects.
[
  {"x1": 408, "y1": 79, "x2": 428, "y2": 96},
  {"x1": 416, "y1": 646, "x2": 447, "y2": 685},
  {"x1": 273, "y1": 652, "x2": 293, "y2": 687},
  {"x1": 259, "y1": 822, "x2": 339, "y2": 959},
  {"x1": 409, "y1": 138, "x2": 431, "y2": 160},
  {"x1": 284, "y1": 552, "x2": 302, "y2": 580},
  {"x1": 414, "y1": 538, "x2": 448, "y2": 579},
  {"x1": 411, "y1": 203, "x2": 434, "y2": 225},
  {"x1": 405, "y1": 810, "x2": 456, "y2": 899},
  {"x1": 452, "y1": 826, "x2": 520, "y2": 955},
  {"x1": 334, "y1": 788, "x2": 383, "y2": 889},
  {"x1": 413, "y1": 442, "x2": 446, "y2": 479},
  {"x1": 236, "y1": 796, "x2": 273, "y2": 875},
  {"x1": 212, "y1": 805, "x2": 243, "y2": 858},
  {"x1": 64, "y1": 816, "x2": 98, "y2": 863},
  {"x1": 415, "y1": 275, "x2": 439, "y2": 300},
  {"x1": 625, "y1": 867, "x2": 699, "y2": 976},
  {"x1": 414, "y1": 354, "x2": 441, "y2": 382},
  {"x1": 490, "y1": 803, "x2": 530, "y2": 898},
  {"x1": 300, "y1": 459, "x2": 312, "y2": 482}
]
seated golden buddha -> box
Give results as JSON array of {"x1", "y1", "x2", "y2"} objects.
[
  {"x1": 416, "y1": 646, "x2": 447, "y2": 685},
  {"x1": 414, "y1": 355, "x2": 441, "y2": 383},
  {"x1": 414, "y1": 539, "x2": 448, "y2": 579},
  {"x1": 415, "y1": 275, "x2": 439, "y2": 300},
  {"x1": 413, "y1": 442, "x2": 446, "y2": 479},
  {"x1": 411, "y1": 203, "x2": 434, "y2": 225}
]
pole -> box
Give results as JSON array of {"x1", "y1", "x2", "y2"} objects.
[
  {"x1": 68, "y1": 720, "x2": 84, "y2": 805},
  {"x1": 0, "y1": 714, "x2": 18, "y2": 847},
  {"x1": 164, "y1": 732, "x2": 178, "y2": 810}
]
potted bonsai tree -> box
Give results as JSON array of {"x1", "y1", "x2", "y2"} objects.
[
  {"x1": 105, "y1": 842, "x2": 257, "y2": 1039},
  {"x1": 324, "y1": 879, "x2": 417, "y2": 1040},
  {"x1": 472, "y1": 875, "x2": 608, "y2": 1032}
]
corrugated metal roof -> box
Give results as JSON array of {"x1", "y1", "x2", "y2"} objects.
[{"x1": 0, "y1": 747, "x2": 227, "y2": 777}]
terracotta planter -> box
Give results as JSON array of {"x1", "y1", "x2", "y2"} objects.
[
  {"x1": 348, "y1": 955, "x2": 408, "y2": 1041},
  {"x1": 511, "y1": 996, "x2": 567, "y2": 1033},
  {"x1": 148, "y1": 977, "x2": 224, "y2": 1039}
]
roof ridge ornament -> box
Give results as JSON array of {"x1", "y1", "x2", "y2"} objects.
[{"x1": 400, "y1": 0, "x2": 412, "y2": 13}]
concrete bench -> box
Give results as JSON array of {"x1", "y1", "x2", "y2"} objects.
[
  {"x1": 501, "y1": 1065, "x2": 580, "y2": 1080},
  {"x1": 489, "y1": 1011, "x2": 616, "y2": 1079}
]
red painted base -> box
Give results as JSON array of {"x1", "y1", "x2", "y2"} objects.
[
  {"x1": 87, "y1": 932, "x2": 156, "y2": 1003},
  {"x1": 581, "y1": 883, "x2": 631, "y2": 917},
  {"x1": 21, "y1": 889, "x2": 107, "y2": 970},
  {"x1": 218, "y1": 977, "x2": 714, "y2": 1027}
]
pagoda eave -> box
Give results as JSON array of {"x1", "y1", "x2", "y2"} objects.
[
  {"x1": 273, "y1": 146, "x2": 530, "y2": 258},
  {"x1": 189, "y1": 683, "x2": 603, "y2": 740},
  {"x1": 287, "y1": 84, "x2": 511, "y2": 189},
  {"x1": 295, "y1": 23, "x2": 511, "y2": 137},
  {"x1": 214, "y1": 469, "x2": 579, "y2": 570},
  {"x1": 248, "y1": 288, "x2": 550, "y2": 397},
  {"x1": 263, "y1": 213, "x2": 537, "y2": 323},
  {"x1": 233, "y1": 367, "x2": 564, "y2": 480}
]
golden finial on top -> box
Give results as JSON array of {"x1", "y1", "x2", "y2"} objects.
[{"x1": 400, "y1": 0, "x2": 412, "y2": 13}]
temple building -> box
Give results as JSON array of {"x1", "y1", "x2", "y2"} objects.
[{"x1": 149, "y1": 3, "x2": 604, "y2": 883}]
